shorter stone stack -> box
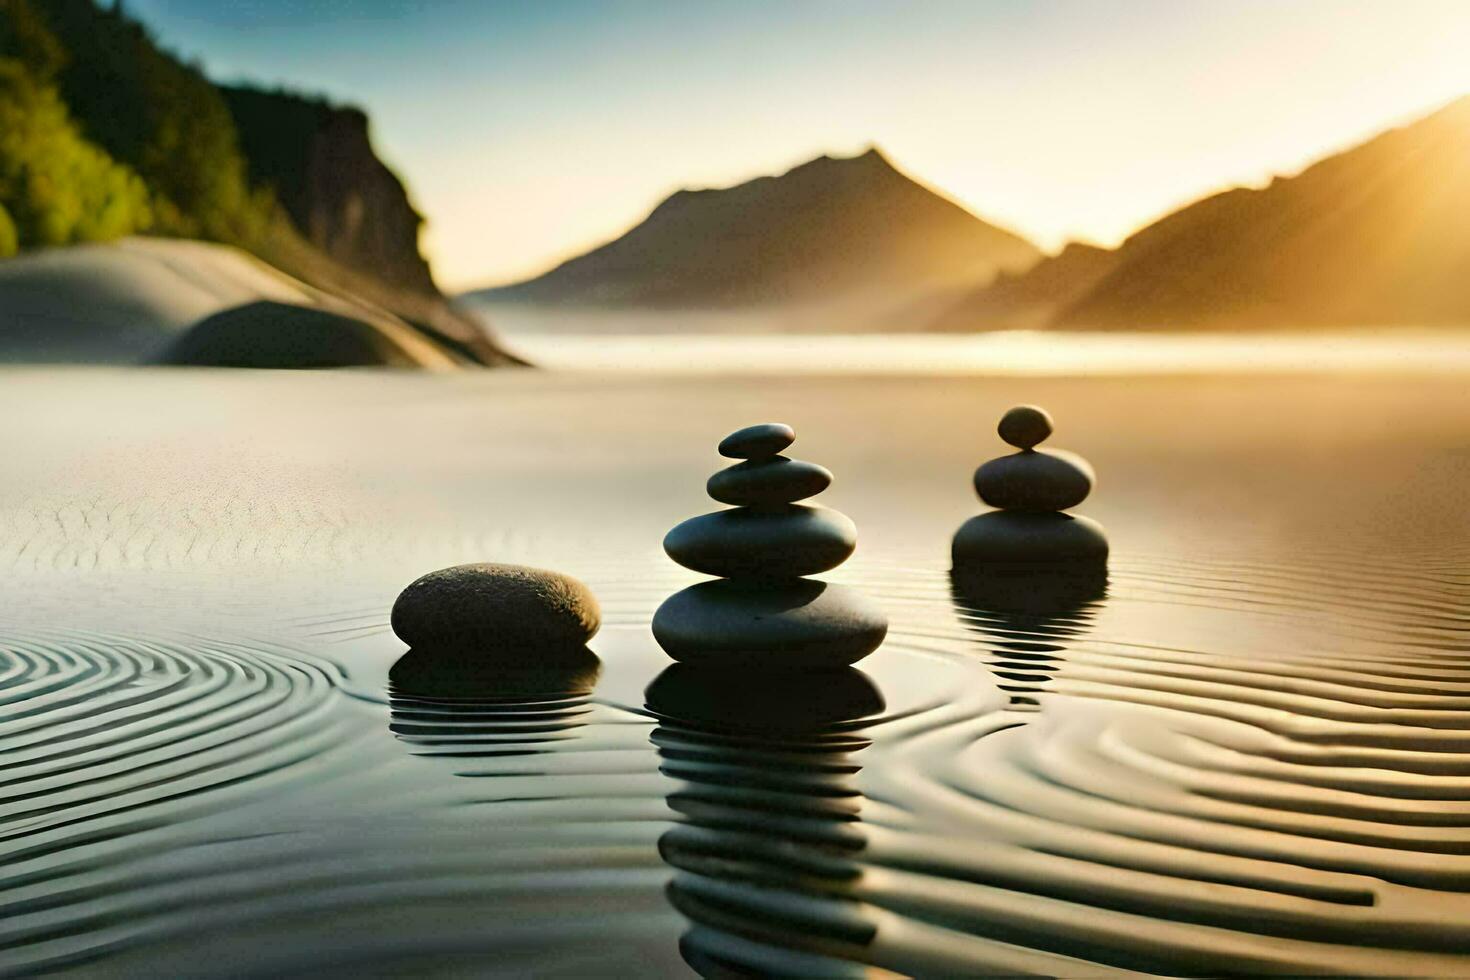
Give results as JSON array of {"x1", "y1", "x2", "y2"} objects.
[
  {"x1": 653, "y1": 423, "x2": 888, "y2": 668},
  {"x1": 952, "y1": 405, "x2": 1109, "y2": 570}
]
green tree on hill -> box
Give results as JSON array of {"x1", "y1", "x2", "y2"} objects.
[
  {"x1": 0, "y1": 0, "x2": 65, "y2": 77},
  {"x1": 0, "y1": 202, "x2": 19, "y2": 257},
  {"x1": 0, "y1": 57, "x2": 152, "y2": 250},
  {"x1": 27, "y1": 0, "x2": 279, "y2": 245}
]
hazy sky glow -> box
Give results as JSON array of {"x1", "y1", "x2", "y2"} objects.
[{"x1": 129, "y1": 0, "x2": 1470, "y2": 290}]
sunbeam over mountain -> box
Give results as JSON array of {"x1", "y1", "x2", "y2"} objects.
[{"x1": 1053, "y1": 96, "x2": 1470, "y2": 329}]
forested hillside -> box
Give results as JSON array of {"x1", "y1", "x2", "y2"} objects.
[
  {"x1": 0, "y1": 0, "x2": 278, "y2": 253},
  {"x1": 0, "y1": 0, "x2": 513, "y2": 363}
]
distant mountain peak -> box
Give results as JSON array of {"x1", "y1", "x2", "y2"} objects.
[
  {"x1": 471, "y1": 148, "x2": 1038, "y2": 310},
  {"x1": 783, "y1": 145, "x2": 896, "y2": 177},
  {"x1": 813, "y1": 145, "x2": 888, "y2": 163},
  {"x1": 668, "y1": 146, "x2": 898, "y2": 201}
]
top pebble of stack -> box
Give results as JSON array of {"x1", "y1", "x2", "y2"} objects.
[
  {"x1": 718, "y1": 422, "x2": 796, "y2": 459},
  {"x1": 997, "y1": 405, "x2": 1053, "y2": 450}
]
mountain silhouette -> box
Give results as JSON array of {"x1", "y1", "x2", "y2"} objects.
[
  {"x1": 473, "y1": 148, "x2": 1038, "y2": 310},
  {"x1": 1051, "y1": 97, "x2": 1470, "y2": 330},
  {"x1": 923, "y1": 242, "x2": 1117, "y2": 331}
]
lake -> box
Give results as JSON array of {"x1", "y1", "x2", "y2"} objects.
[{"x1": 2, "y1": 363, "x2": 1469, "y2": 975}]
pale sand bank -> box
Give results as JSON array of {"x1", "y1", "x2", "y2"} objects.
[
  {"x1": 0, "y1": 238, "x2": 458, "y2": 367},
  {"x1": 0, "y1": 238, "x2": 309, "y2": 362}
]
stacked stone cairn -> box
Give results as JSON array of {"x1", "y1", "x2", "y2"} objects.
[
  {"x1": 653, "y1": 422, "x2": 888, "y2": 668},
  {"x1": 952, "y1": 405, "x2": 1109, "y2": 570}
]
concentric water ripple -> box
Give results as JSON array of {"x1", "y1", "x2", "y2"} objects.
[
  {"x1": 0, "y1": 621, "x2": 681, "y2": 975},
  {"x1": 5, "y1": 543, "x2": 1470, "y2": 975},
  {"x1": 849, "y1": 551, "x2": 1470, "y2": 975},
  {"x1": 628, "y1": 548, "x2": 1470, "y2": 975},
  {"x1": 0, "y1": 622, "x2": 351, "y2": 839},
  {"x1": 0, "y1": 621, "x2": 369, "y2": 970}
]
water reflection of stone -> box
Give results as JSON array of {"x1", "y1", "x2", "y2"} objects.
[
  {"x1": 950, "y1": 566, "x2": 1106, "y2": 711},
  {"x1": 388, "y1": 648, "x2": 602, "y2": 768},
  {"x1": 646, "y1": 664, "x2": 885, "y2": 977}
]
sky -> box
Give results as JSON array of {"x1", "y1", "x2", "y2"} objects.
[{"x1": 128, "y1": 0, "x2": 1470, "y2": 291}]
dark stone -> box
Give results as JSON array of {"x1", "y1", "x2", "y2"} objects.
[
  {"x1": 222, "y1": 87, "x2": 439, "y2": 298},
  {"x1": 997, "y1": 404, "x2": 1053, "y2": 449},
  {"x1": 950, "y1": 563, "x2": 1106, "y2": 711},
  {"x1": 718, "y1": 422, "x2": 796, "y2": 459},
  {"x1": 391, "y1": 563, "x2": 600, "y2": 657},
  {"x1": 645, "y1": 664, "x2": 884, "y2": 732},
  {"x1": 950, "y1": 564, "x2": 1108, "y2": 616},
  {"x1": 388, "y1": 646, "x2": 601, "y2": 700},
  {"x1": 707, "y1": 456, "x2": 833, "y2": 506},
  {"x1": 652, "y1": 579, "x2": 888, "y2": 668},
  {"x1": 951, "y1": 511, "x2": 1109, "y2": 567},
  {"x1": 663, "y1": 505, "x2": 856, "y2": 578},
  {"x1": 974, "y1": 449, "x2": 1094, "y2": 512},
  {"x1": 157, "y1": 300, "x2": 452, "y2": 369}
]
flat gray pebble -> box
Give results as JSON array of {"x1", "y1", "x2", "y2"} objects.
[
  {"x1": 663, "y1": 505, "x2": 856, "y2": 578},
  {"x1": 718, "y1": 422, "x2": 796, "y2": 459},
  {"x1": 974, "y1": 449, "x2": 1094, "y2": 512},
  {"x1": 707, "y1": 456, "x2": 833, "y2": 506},
  {"x1": 652, "y1": 578, "x2": 888, "y2": 668},
  {"x1": 951, "y1": 511, "x2": 1109, "y2": 567}
]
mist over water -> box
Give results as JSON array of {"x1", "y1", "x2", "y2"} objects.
[{"x1": 488, "y1": 322, "x2": 1470, "y2": 375}]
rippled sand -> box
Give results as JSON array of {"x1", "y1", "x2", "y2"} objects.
[{"x1": 1, "y1": 368, "x2": 1468, "y2": 975}]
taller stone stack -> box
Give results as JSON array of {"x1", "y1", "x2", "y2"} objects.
[
  {"x1": 653, "y1": 423, "x2": 888, "y2": 668},
  {"x1": 952, "y1": 405, "x2": 1109, "y2": 570}
]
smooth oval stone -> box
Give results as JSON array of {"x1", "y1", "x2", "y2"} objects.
[
  {"x1": 997, "y1": 405, "x2": 1053, "y2": 449},
  {"x1": 718, "y1": 422, "x2": 795, "y2": 459},
  {"x1": 652, "y1": 579, "x2": 888, "y2": 668},
  {"x1": 974, "y1": 449, "x2": 1094, "y2": 512},
  {"x1": 951, "y1": 511, "x2": 1109, "y2": 567},
  {"x1": 663, "y1": 505, "x2": 856, "y2": 578},
  {"x1": 707, "y1": 456, "x2": 833, "y2": 506},
  {"x1": 391, "y1": 563, "x2": 600, "y2": 658}
]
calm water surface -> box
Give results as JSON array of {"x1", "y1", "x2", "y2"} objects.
[{"x1": 2, "y1": 368, "x2": 1469, "y2": 976}]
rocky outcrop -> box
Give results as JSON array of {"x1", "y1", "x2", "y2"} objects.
[
  {"x1": 157, "y1": 299, "x2": 459, "y2": 369},
  {"x1": 223, "y1": 87, "x2": 438, "y2": 298}
]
